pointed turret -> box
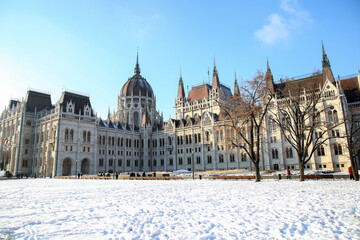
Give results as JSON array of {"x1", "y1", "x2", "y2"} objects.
[
  {"x1": 321, "y1": 42, "x2": 335, "y2": 83},
  {"x1": 134, "y1": 50, "x2": 141, "y2": 75},
  {"x1": 322, "y1": 41, "x2": 331, "y2": 69},
  {"x1": 177, "y1": 69, "x2": 186, "y2": 99},
  {"x1": 212, "y1": 58, "x2": 220, "y2": 89},
  {"x1": 234, "y1": 72, "x2": 240, "y2": 96},
  {"x1": 265, "y1": 58, "x2": 275, "y2": 94}
]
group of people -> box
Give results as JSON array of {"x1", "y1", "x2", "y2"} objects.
[
  {"x1": 129, "y1": 172, "x2": 156, "y2": 177},
  {"x1": 95, "y1": 172, "x2": 119, "y2": 179},
  {"x1": 284, "y1": 166, "x2": 356, "y2": 180}
]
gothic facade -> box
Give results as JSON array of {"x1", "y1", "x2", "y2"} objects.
[{"x1": 1, "y1": 46, "x2": 359, "y2": 177}]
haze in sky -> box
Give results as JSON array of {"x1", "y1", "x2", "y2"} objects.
[{"x1": 0, "y1": 0, "x2": 359, "y2": 119}]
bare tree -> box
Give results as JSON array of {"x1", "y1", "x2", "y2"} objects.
[
  {"x1": 344, "y1": 113, "x2": 360, "y2": 181},
  {"x1": 271, "y1": 80, "x2": 344, "y2": 181},
  {"x1": 219, "y1": 71, "x2": 272, "y2": 182}
]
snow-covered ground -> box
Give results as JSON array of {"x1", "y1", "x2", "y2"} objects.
[{"x1": 0, "y1": 179, "x2": 359, "y2": 240}]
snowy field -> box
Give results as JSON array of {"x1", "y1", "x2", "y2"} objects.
[{"x1": 0, "y1": 179, "x2": 359, "y2": 240}]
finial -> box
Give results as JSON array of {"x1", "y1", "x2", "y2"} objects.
[
  {"x1": 267, "y1": 57, "x2": 270, "y2": 71},
  {"x1": 180, "y1": 67, "x2": 182, "y2": 79},
  {"x1": 322, "y1": 41, "x2": 325, "y2": 55},
  {"x1": 137, "y1": 47, "x2": 139, "y2": 64},
  {"x1": 134, "y1": 48, "x2": 141, "y2": 74},
  {"x1": 214, "y1": 57, "x2": 216, "y2": 68}
]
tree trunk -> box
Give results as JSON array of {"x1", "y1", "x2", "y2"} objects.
[
  {"x1": 254, "y1": 161, "x2": 261, "y2": 182},
  {"x1": 350, "y1": 155, "x2": 359, "y2": 181},
  {"x1": 299, "y1": 159, "x2": 305, "y2": 182}
]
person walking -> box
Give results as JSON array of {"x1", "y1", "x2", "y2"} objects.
[
  {"x1": 349, "y1": 166, "x2": 354, "y2": 180},
  {"x1": 286, "y1": 168, "x2": 291, "y2": 179}
]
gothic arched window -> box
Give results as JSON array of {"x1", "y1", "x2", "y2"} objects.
[{"x1": 69, "y1": 129, "x2": 74, "y2": 141}]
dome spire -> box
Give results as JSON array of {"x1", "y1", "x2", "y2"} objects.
[{"x1": 134, "y1": 49, "x2": 141, "y2": 75}]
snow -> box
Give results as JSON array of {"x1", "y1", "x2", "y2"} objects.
[{"x1": 1, "y1": 179, "x2": 359, "y2": 239}]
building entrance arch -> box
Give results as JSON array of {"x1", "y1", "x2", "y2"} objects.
[
  {"x1": 62, "y1": 158, "x2": 72, "y2": 176},
  {"x1": 81, "y1": 158, "x2": 90, "y2": 175}
]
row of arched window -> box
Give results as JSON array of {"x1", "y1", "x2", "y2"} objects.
[
  {"x1": 270, "y1": 144, "x2": 342, "y2": 158},
  {"x1": 82, "y1": 131, "x2": 91, "y2": 142},
  {"x1": 272, "y1": 148, "x2": 293, "y2": 159},
  {"x1": 268, "y1": 106, "x2": 339, "y2": 131},
  {"x1": 176, "y1": 133, "x2": 204, "y2": 145},
  {"x1": 173, "y1": 154, "x2": 238, "y2": 165},
  {"x1": 152, "y1": 138, "x2": 165, "y2": 148},
  {"x1": 65, "y1": 129, "x2": 74, "y2": 141},
  {"x1": 97, "y1": 136, "x2": 139, "y2": 148},
  {"x1": 328, "y1": 108, "x2": 338, "y2": 123}
]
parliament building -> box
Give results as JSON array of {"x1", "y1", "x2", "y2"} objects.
[{"x1": 1, "y1": 46, "x2": 359, "y2": 177}]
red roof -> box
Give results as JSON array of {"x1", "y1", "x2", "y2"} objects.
[
  {"x1": 187, "y1": 84, "x2": 211, "y2": 102},
  {"x1": 341, "y1": 77, "x2": 358, "y2": 91},
  {"x1": 274, "y1": 73, "x2": 324, "y2": 98},
  {"x1": 340, "y1": 77, "x2": 360, "y2": 103}
]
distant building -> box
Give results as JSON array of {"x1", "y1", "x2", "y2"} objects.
[{"x1": 0, "y1": 46, "x2": 359, "y2": 177}]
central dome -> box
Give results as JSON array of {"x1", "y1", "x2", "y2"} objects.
[{"x1": 120, "y1": 55, "x2": 154, "y2": 98}]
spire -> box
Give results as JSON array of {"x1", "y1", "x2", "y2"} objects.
[
  {"x1": 107, "y1": 107, "x2": 110, "y2": 120},
  {"x1": 265, "y1": 58, "x2": 275, "y2": 94},
  {"x1": 212, "y1": 57, "x2": 220, "y2": 89},
  {"x1": 134, "y1": 49, "x2": 141, "y2": 75},
  {"x1": 322, "y1": 41, "x2": 331, "y2": 69},
  {"x1": 234, "y1": 72, "x2": 240, "y2": 96},
  {"x1": 321, "y1": 41, "x2": 334, "y2": 83},
  {"x1": 177, "y1": 69, "x2": 186, "y2": 99}
]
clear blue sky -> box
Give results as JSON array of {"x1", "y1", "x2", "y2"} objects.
[{"x1": 0, "y1": 0, "x2": 359, "y2": 119}]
